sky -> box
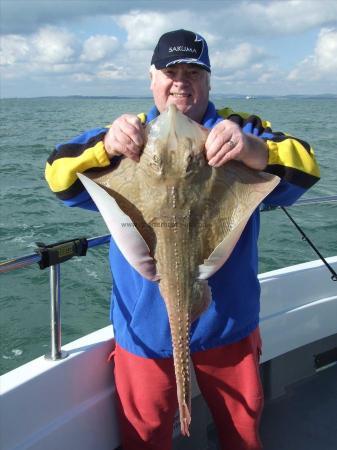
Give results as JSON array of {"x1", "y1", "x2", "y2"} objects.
[{"x1": 1, "y1": 0, "x2": 337, "y2": 98}]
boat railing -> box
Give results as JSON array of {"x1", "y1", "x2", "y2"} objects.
[
  {"x1": 0, "y1": 195, "x2": 336, "y2": 362},
  {"x1": 0, "y1": 234, "x2": 111, "y2": 361}
]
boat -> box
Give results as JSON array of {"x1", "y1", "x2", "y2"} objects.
[{"x1": 1, "y1": 198, "x2": 336, "y2": 450}]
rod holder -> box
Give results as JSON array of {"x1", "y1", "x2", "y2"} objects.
[{"x1": 45, "y1": 264, "x2": 68, "y2": 361}]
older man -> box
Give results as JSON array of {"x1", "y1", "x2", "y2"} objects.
[{"x1": 45, "y1": 29, "x2": 320, "y2": 450}]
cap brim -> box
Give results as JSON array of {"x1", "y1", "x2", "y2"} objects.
[{"x1": 154, "y1": 58, "x2": 211, "y2": 72}]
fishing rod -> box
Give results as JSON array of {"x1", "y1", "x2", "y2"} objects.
[
  {"x1": 261, "y1": 194, "x2": 337, "y2": 211},
  {"x1": 282, "y1": 195, "x2": 337, "y2": 207},
  {"x1": 281, "y1": 207, "x2": 337, "y2": 281},
  {"x1": 261, "y1": 195, "x2": 337, "y2": 281}
]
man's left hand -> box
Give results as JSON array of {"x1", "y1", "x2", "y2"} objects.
[{"x1": 205, "y1": 119, "x2": 268, "y2": 171}]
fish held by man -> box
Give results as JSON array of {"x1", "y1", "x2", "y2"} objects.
[{"x1": 78, "y1": 104, "x2": 280, "y2": 436}]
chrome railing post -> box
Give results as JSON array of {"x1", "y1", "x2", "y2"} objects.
[{"x1": 45, "y1": 264, "x2": 68, "y2": 360}]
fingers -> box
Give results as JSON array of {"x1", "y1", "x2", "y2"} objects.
[
  {"x1": 208, "y1": 139, "x2": 242, "y2": 167},
  {"x1": 205, "y1": 120, "x2": 246, "y2": 167},
  {"x1": 104, "y1": 114, "x2": 145, "y2": 161}
]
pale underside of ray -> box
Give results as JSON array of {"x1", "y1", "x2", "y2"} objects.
[{"x1": 78, "y1": 104, "x2": 280, "y2": 436}]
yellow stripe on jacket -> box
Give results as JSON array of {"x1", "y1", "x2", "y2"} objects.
[
  {"x1": 45, "y1": 140, "x2": 110, "y2": 193},
  {"x1": 267, "y1": 138, "x2": 320, "y2": 178}
]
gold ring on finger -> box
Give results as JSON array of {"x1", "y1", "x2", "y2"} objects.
[{"x1": 228, "y1": 140, "x2": 235, "y2": 149}]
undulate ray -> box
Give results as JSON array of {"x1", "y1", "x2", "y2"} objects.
[{"x1": 78, "y1": 105, "x2": 280, "y2": 436}]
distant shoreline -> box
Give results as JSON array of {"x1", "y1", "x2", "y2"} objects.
[{"x1": 1, "y1": 94, "x2": 337, "y2": 100}]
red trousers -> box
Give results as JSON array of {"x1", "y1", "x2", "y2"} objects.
[{"x1": 112, "y1": 327, "x2": 263, "y2": 450}]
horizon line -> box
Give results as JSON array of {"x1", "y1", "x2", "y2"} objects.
[{"x1": 2, "y1": 93, "x2": 337, "y2": 100}]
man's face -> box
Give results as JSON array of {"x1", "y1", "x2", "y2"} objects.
[{"x1": 150, "y1": 64, "x2": 210, "y2": 123}]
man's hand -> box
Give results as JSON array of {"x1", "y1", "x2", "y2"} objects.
[
  {"x1": 205, "y1": 119, "x2": 268, "y2": 171},
  {"x1": 104, "y1": 114, "x2": 145, "y2": 162}
]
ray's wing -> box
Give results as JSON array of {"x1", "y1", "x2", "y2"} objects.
[
  {"x1": 85, "y1": 158, "x2": 142, "y2": 208},
  {"x1": 198, "y1": 161, "x2": 280, "y2": 280},
  {"x1": 78, "y1": 172, "x2": 158, "y2": 281},
  {"x1": 86, "y1": 158, "x2": 159, "y2": 256}
]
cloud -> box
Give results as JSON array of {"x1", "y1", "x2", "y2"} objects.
[
  {"x1": 97, "y1": 63, "x2": 125, "y2": 80},
  {"x1": 0, "y1": 0, "x2": 138, "y2": 34},
  {"x1": 71, "y1": 72, "x2": 94, "y2": 82},
  {"x1": 238, "y1": 0, "x2": 337, "y2": 35},
  {"x1": 32, "y1": 26, "x2": 76, "y2": 64},
  {"x1": 211, "y1": 62, "x2": 283, "y2": 94},
  {"x1": 80, "y1": 35, "x2": 119, "y2": 62},
  {"x1": 116, "y1": 9, "x2": 212, "y2": 50},
  {"x1": 288, "y1": 28, "x2": 337, "y2": 81},
  {"x1": 0, "y1": 35, "x2": 30, "y2": 65},
  {"x1": 117, "y1": 11, "x2": 168, "y2": 50},
  {"x1": 212, "y1": 43, "x2": 268, "y2": 73},
  {"x1": 314, "y1": 28, "x2": 337, "y2": 73},
  {"x1": 1, "y1": 23, "x2": 143, "y2": 96},
  {"x1": 1, "y1": 26, "x2": 76, "y2": 66}
]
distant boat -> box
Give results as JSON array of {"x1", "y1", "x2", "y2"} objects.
[{"x1": 246, "y1": 95, "x2": 254, "y2": 99}]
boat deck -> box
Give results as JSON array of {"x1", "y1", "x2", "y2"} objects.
[{"x1": 207, "y1": 364, "x2": 337, "y2": 450}]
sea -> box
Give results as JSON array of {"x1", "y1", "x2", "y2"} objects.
[{"x1": 0, "y1": 96, "x2": 336, "y2": 375}]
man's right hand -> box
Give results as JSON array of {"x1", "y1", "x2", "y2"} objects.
[{"x1": 104, "y1": 114, "x2": 145, "y2": 162}]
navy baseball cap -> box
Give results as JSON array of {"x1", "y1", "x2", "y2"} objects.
[{"x1": 151, "y1": 29, "x2": 211, "y2": 72}]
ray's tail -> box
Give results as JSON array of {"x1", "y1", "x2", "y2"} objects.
[
  {"x1": 170, "y1": 307, "x2": 192, "y2": 436},
  {"x1": 160, "y1": 276, "x2": 211, "y2": 436}
]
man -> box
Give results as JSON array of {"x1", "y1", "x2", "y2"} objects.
[{"x1": 45, "y1": 29, "x2": 320, "y2": 450}]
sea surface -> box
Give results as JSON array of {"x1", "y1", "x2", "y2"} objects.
[{"x1": 0, "y1": 96, "x2": 336, "y2": 375}]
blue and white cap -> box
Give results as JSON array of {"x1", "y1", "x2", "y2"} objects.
[{"x1": 151, "y1": 29, "x2": 211, "y2": 72}]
